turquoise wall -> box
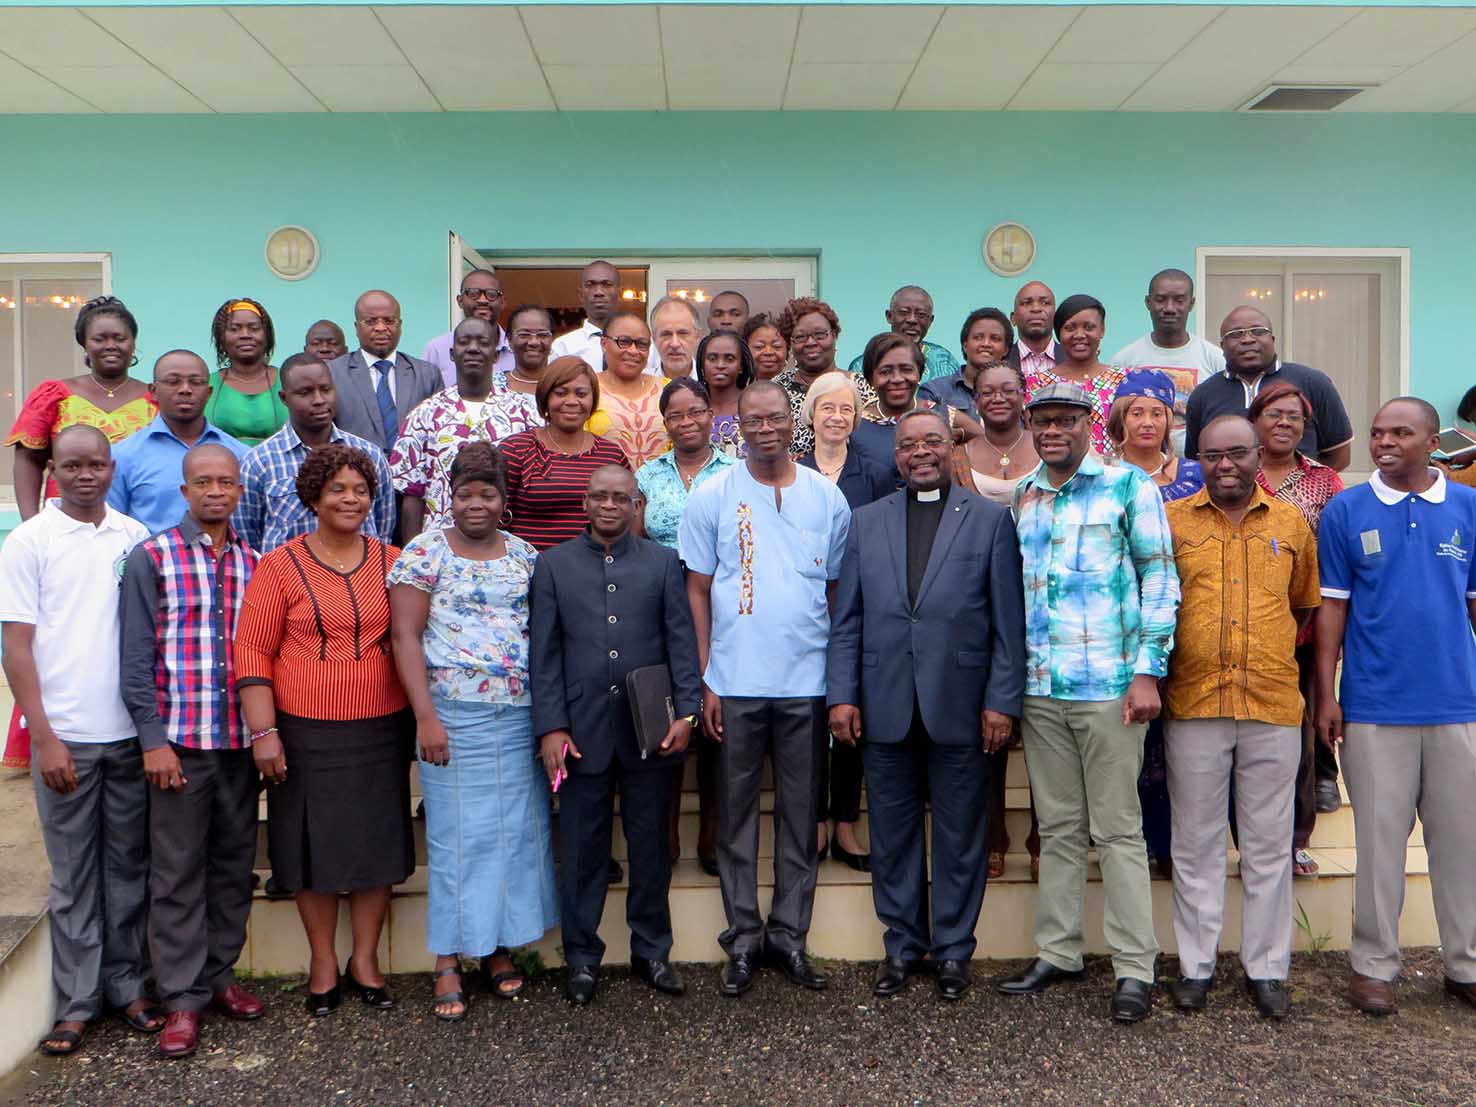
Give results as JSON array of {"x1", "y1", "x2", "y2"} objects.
[{"x1": 3, "y1": 109, "x2": 1474, "y2": 420}]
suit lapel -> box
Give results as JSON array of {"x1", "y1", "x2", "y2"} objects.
[
  {"x1": 914, "y1": 493, "x2": 969, "y2": 609},
  {"x1": 392, "y1": 353, "x2": 414, "y2": 418},
  {"x1": 884, "y1": 493, "x2": 908, "y2": 605},
  {"x1": 349, "y1": 351, "x2": 379, "y2": 429}
]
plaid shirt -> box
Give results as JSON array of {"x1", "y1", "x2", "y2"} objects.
[
  {"x1": 119, "y1": 516, "x2": 258, "y2": 751},
  {"x1": 233, "y1": 422, "x2": 395, "y2": 553},
  {"x1": 1012, "y1": 454, "x2": 1180, "y2": 700}
]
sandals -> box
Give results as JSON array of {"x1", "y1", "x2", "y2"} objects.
[
  {"x1": 1293, "y1": 848, "x2": 1320, "y2": 878},
  {"x1": 39, "y1": 1023, "x2": 87, "y2": 1056},
  {"x1": 987, "y1": 852, "x2": 1006, "y2": 880},
  {"x1": 431, "y1": 965, "x2": 469, "y2": 1023},
  {"x1": 120, "y1": 1001, "x2": 166, "y2": 1033},
  {"x1": 482, "y1": 949, "x2": 526, "y2": 1000}
]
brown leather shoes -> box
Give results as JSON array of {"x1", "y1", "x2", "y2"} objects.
[
  {"x1": 1446, "y1": 977, "x2": 1476, "y2": 1010},
  {"x1": 212, "y1": 983, "x2": 265, "y2": 1021},
  {"x1": 158, "y1": 1011, "x2": 200, "y2": 1059},
  {"x1": 1348, "y1": 972, "x2": 1397, "y2": 1015}
]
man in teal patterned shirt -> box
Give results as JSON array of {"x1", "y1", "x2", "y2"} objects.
[
  {"x1": 997, "y1": 381, "x2": 1179, "y2": 1025},
  {"x1": 847, "y1": 285, "x2": 960, "y2": 383}
]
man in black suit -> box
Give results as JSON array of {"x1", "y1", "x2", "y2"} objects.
[
  {"x1": 828, "y1": 409, "x2": 1026, "y2": 1000},
  {"x1": 531, "y1": 465, "x2": 701, "y2": 1006},
  {"x1": 328, "y1": 289, "x2": 442, "y2": 451}
]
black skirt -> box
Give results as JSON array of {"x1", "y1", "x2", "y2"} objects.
[{"x1": 266, "y1": 709, "x2": 415, "y2": 894}]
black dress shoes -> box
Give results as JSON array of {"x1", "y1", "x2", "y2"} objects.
[
  {"x1": 698, "y1": 856, "x2": 720, "y2": 877},
  {"x1": 1112, "y1": 978, "x2": 1154, "y2": 1023},
  {"x1": 1247, "y1": 978, "x2": 1292, "y2": 1019},
  {"x1": 632, "y1": 956, "x2": 685, "y2": 996},
  {"x1": 607, "y1": 859, "x2": 624, "y2": 885},
  {"x1": 997, "y1": 958, "x2": 1086, "y2": 996},
  {"x1": 771, "y1": 948, "x2": 829, "y2": 990},
  {"x1": 344, "y1": 965, "x2": 395, "y2": 1010},
  {"x1": 304, "y1": 984, "x2": 341, "y2": 1017},
  {"x1": 721, "y1": 953, "x2": 756, "y2": 998},
  {"x1": 1170, "y1": 977, "x2": 1212, "y2": 1011},
  {"x1": 1315, "y1": 777, "x2": 1341, "y2": 814},
  {"x1": 831, "y1": 841, "x2": 871, "y2": 873},
  {"x1": 937, "y1": 960, "x2": 971, "y2": 1001},
  {"x1": 566, "y1": 965, "x2": 599, "y2": 1006},
  {"x1": 873, "y1": 957, "x2": 915, "y2": 998}
]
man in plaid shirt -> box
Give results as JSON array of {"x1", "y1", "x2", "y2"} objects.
[{"x1": 119, "y1": 443, "x2": 263, "y2": 1058}]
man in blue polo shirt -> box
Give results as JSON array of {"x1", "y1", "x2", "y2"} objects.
[
  {"x1": 1315, "y1": 396, "x2": 1476, "y2": 1016},
  {"x1": 1184, "y1": 306, "x2": 1353, "y2": 472},
  {"x1": 108, "y1": 351, "x2": 247, "y2": 535}
]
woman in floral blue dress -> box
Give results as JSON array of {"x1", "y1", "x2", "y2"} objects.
[{"x1": 389, "y1": 441, "x2": 556, "y2": 1022}]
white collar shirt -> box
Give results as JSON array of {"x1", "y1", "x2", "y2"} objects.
[{"x1": 359, "y1": 348, "x2": 401, "y2": 402}]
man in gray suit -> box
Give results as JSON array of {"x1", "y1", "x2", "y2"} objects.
[
  {"x1": 328, "y1": 289, "x2": 442, "y2": 451},
  {"x1": 828, "y1": 409, "x2": 1026, "y2": 1002}
]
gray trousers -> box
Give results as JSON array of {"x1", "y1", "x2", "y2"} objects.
[
  {"x1": 716, "y1": 696, "x2": 823, "y2": 957},
  {"x1": 1166, "y1": 718, "x2": 1299, "y2": 981},
  {"x1": 1022, "y1": 695, "x2": 1158, "y2": 982},
  {"x1": 148, "y1": 746, "x2": 259, "y2": 1011},
  {"x1": 31, "y1": 738, "x2": 150, "y2": 1023},
  {"x1": 1342, "y1": 722, "x2": 1476, "y2": 984}
]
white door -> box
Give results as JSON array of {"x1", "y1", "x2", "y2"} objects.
[
  {"x1": 447, "y1": 231, "x2": 496, "y2": 330},
  {"x1": 643, "y1": 257, "x2": 816, "y2": 321}
]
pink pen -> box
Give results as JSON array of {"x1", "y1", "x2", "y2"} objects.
[{"x1": 552, "y1": 741, "x2": 569, "y2": 793}]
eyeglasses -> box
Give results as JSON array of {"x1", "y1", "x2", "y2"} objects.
[
  {"x1": 1199, "y1": 446, "x2": 1258, "y2": 464},
  {"x1": 976, "y1": 387, "x2": 1022, "y2": 401},
  {"x1": 739, "y1": 414, "x2": 790, "y2": 430},
  {"x1": 1221, "y1": 326, "x2": 1273, "y2": 342},
  {"x1": 604, "y1": 335, "x2": 652, "y2": 352},
  {"x1": 790, "y1": 329, "x2": 832, "y2": 345},
  {"x1": 512, "y1": 329, "x2": 553, "y2": 341},
  {"x1": 896, "y1": 435, "x2": 949, "y2": 454},
  {"x1": 358, "y1": 316, "x2": 400, "y2": 328},
  {"x1": 1028, "y1": 412, "x2": 1085, "y2": 430},
  {"x1": 1259, "y1": 406, "x2": 1305, "y2": 425},
  {"x1": 664, "y1": 406, "x2": 711, "y2": 425},
  {"x1": 462, "y1": 288, "x2": 503, "y2": 302},
  {"x1": 889, "y1": 307, "x2": 933, "y2": 321}
]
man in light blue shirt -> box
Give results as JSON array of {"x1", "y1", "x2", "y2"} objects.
[
  {"x1": 108, "y1": 351, "x2": 247, "y2": 536},
  {"x1": 680, "y1": 380, "x2": 849, "y2": 998}
]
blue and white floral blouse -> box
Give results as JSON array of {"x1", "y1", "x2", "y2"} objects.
[{"x1": 635, "y1": 449, "x2": 736, "y2": 549}]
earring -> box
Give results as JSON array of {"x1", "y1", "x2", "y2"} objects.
[{"x1": 129, "y1": 355, "x2": 139, "y2": 368}]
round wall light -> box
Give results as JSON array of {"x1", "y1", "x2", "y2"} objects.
[
  {"x1": 265, "y1": 225, "x2": 320, "y2": 281},
  {"x1": 982, "y1": 222, "x2": 1036, "y2": 277}
]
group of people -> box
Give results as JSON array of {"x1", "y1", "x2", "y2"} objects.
[{"x1": 3, "y1": 263, "x2": 1474, "y2": 1063}]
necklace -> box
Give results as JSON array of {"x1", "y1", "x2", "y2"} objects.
[
  {"x1": 310, "y1": 533, "x2": 359, "y2": 572},
  {"x1": 675, "y1": 451, "x2": 710, "y2": 490},
  {"x1": 89, "y1": 372, "x2": 125, "y2": 399},
  {"x1": 540, "y1": 427, "x2": 588, "y2": 456},
  {"x1": 983, "y1": 427, "x2": 1027, "y2": 469},
  {"x1": 509, "y1": 370, "x2": 540, "y2": 386}
]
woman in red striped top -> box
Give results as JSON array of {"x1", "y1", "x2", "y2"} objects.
[
  {"x1": 501, "y1": 356, "x2": 630, "y2": 551},
  {"x1": 235, "y1": 444, "x2": 413, "y2": 1017}
]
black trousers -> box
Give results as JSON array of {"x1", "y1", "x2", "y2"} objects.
[
  {"x1": 816, "y1": 734, "x2": 864, "y2": 823},
  {"x1": 558, "y1": 759, "x2": 680, "y2": 968},
  {"x1": 148, "y1": 745, "x2": 258, "y2": 1011},
  {"x1": 862, "y1": 708, "x2": 991, "y2": 963}
]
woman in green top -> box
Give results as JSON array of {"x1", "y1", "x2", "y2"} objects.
[{"x1": 205, "y1": 297, "x2": 289, "y2": 446}]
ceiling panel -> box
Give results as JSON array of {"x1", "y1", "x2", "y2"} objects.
[
  {"x1": 43, "y1": 65, "x2": 209, "y2": 112},
  {"x1": 1046, "y1": 4, "x2": 1221, "y2": 64},
  {"x1": 659, "y1": 5, "x2": 800, "y2": 58},
  {"x1": 232, "y1": 6, "x2": 405, "y2": 67},
  {"x1": 1294, "y1": 8, "x2": 1476, "y2": 68},
  {"x1": 289, "y1": 63, "x2": 440, "y2": 110},
  {"x1": 542, "y1": 62, "x2": 665, "y2": 109},
  {"x1": 0, "y1": 53, "x2": 98, "y2": 113},
  {"x1": 0, "y1": 8, "x2": 127, "y2": 68},
  {"x1": 1120, "y1": 6, "x2": 1357, "y2": 111},
  {"x1": 897, "y1": 5, "x2": 1078, "y2": 109},
  {"x1": 1274, "y1": 63, "x2": 1406, "y2": 86},
  {"x1": 1007, "y1": 61, "x2": 1145, "y2": 110},
  {"x1": 667, "y1": 61, "x2": 788, "y2": 109},
  {"x1": 88, "y1": 8, "x2": 321, "y2": 112},
  {"x1": 519, "y1": 6, "x2": 661, "y2": 66},
  {"x1": 418, "y1": 66, "x2": 556, "y2": 111},
  {"x1": 785, "y1": 61, "x2": 912, "y2": 109},
  {"x1": 1345, "y1": 35, "x2": 1476, "y2": 111},
  {"x1": 793, "y1": 5, "x2": 942, "y2": 64},
  {"x1": 376, "y1": 5, "x2": 550, "y2": 108}
]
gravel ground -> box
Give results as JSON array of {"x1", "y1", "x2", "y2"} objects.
[{"x1": 4, "y1": 950, "x2": 1474, "y2": 1107}]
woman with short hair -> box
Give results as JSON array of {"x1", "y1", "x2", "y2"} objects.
[
  {"x1": 593, "y1": 312, "x2": 667, "y2": 467},
  {"x1": 743, "y1": 313, "x2": 789, "y2": 382},
  {"x1": 1024, "y1": 294, "x2": 1126, "y2": 459}
]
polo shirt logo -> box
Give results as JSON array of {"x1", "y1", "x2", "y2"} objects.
[{"x1": 1437, "y1": 528, "x2": 1468, "y2": 563}]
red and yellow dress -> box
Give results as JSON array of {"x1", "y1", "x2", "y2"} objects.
[{"x1": 2, "y1": 378, "x2": 156, "y2": 768}]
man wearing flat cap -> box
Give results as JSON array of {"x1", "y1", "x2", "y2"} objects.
[{"x1": 996, "y1": 381, "x2": 1181, "y2": 1024}]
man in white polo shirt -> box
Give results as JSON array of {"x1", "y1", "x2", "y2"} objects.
[
  {"x1": 0, "y1": 425, "x2": 155, "y2": 1056},
  {"x1": 1315, "y1": 396, "x2": 1476, "y2": 1016}
]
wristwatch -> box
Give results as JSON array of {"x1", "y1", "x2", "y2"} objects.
[{"x1": 680, "y1": 714, "x2": 699, "y2": 728}]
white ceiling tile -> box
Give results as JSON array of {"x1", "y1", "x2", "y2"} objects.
[
  {"x1": 289, "y1": 64, "x2": 440, "y2": 110},
  {"x1": 1007, "y1": 61, "x2": 1145, "y2": 110},
  {"x1": 896, "y1": 67, "x2": 1012, "y2": 111},
  {"x1": 784, "y1": 61, "x2": 912, "y2": 108},
  {"x1": 667, "y1": 61, "x2": 787, "y2": 109},
  {"x1": 793, "y1": 5, "x2": 942, "y2": 64},
  {"x1": 1120, "y1": 6, "x2": 1358, "y2": 111},
  {"x1": 0, "y1": 9, "x2": 129, "y2": 68},
  {"x1": 519, "y1": 6, "x2": 661, "y2": 66},
  {"x1": 1046, "y1": 4, "x2": 1222, "y2": 64},
  {"x1": 1273, "y1": 64, "x2": 1407, "y2": 87},
  {"x1": 42, "y1": 65, "x2": 210, "y2": 112},
  {"x1": 897, "y1": 6, "x2": 1079, "y2": 110},
  {"x1": 1294, "y1": 8, "x2": 1476, "y2": 68},
  {"x1": 0, "y1": 53, "x2": 98, "y2": 113},
  {"x1": 1342, "y1": 36, "x2": 1476, "y2": 112},
  {"x1": 542, "y1": 63, "x2": 665, "y2": 110},
  {"x1": 376, "y1": 6, "x2": 538, "y2": 70},
  {"x1": 232, "y1": 6, "x2": 405, "y2": 67},
  {"x1": 421, "y1": 66, "x2": 555, "y2": 111},
  {"x1": 659, "y1": 5, "x2": 800, "y2": 58}
]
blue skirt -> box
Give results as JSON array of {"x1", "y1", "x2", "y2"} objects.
[{"x1": 421, "y1": 697, "x2": 558, "y2": 956}]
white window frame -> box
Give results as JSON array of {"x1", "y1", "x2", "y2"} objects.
[{"x1": 0, "y1": 252, "x2": 113, "y2": 512}]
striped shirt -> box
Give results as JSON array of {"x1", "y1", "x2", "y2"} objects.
[
  {"x1": 119, "y1": 516, "x2": 257, "y2": 751},
  {"x1": 500, "y1": 429, "x2": 630, "y2": 552},
  {"x1": 234, "y1": 423, "x2": 395, "y2": 553},
  {"x1": 234, "y1": 536, "x2": 407, "y2": 721}
]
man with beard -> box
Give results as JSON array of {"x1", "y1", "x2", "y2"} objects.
[{"x1": 422, "y1": 269, "x2": 514, "y2": 387}]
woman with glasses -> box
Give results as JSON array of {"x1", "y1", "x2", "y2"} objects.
[
  {"x1": 592, "y1": 312, "x2": 668, "y2": 467},
  {"x1": 954, "y1": 361, "x2": 1038, "y2": 506},
  {"x1": 1023, "y1": 294, "x2": 1126, "y2": 459},
  {"x1": 1249, "y1": 382, "x2": 1343, "y2": 878},
  {"x1": 634, "y1": 378, "x2": 736, "y2": 875},
  {"x1": 496, "y1": 304, "x2": 555, "y2": 413},
  {"x1": 743, "y1": 313, "x2": 789, "y2": 382},
  {"x1": 773, "y1": 298, "x2": 877, "y2": 456},
  {"x1": 694, "y1": 331, "x2": 753, "y2": 458}
]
